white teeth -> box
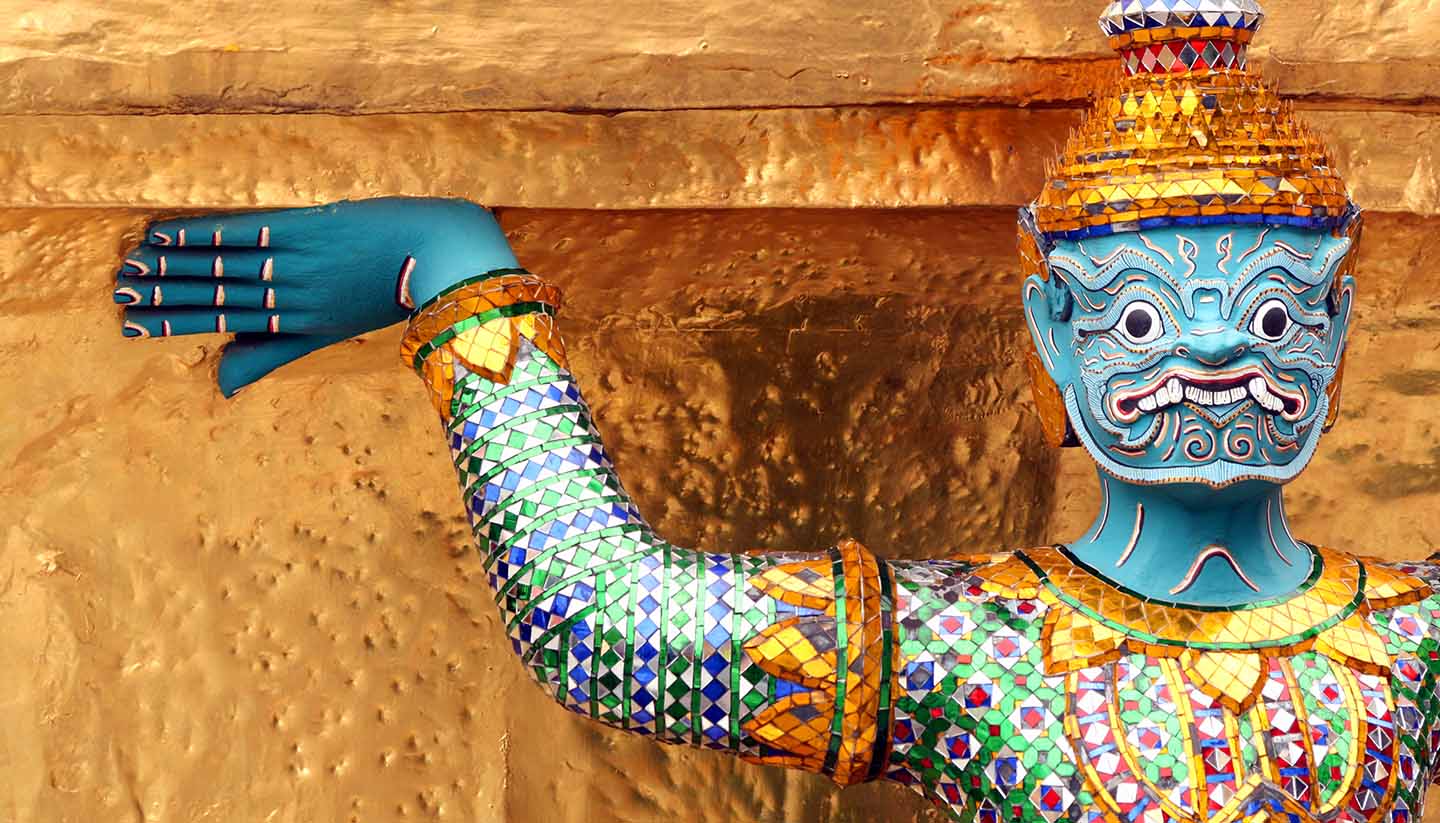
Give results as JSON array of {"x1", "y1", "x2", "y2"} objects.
[
  {"x1": 1128, "y1": 374, "x2": 1290, "y2": 417},
  {"x1": 1247, "y1": 376, "x2": 1285, "y2": 412}
]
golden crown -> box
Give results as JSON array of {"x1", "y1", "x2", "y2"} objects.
[{"x1": 1028, "y1": 0, "x2": 1354, "y2": 241}]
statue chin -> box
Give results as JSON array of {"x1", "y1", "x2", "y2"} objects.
[{"x1": 1063, "y1": 384, "x2": 1330, "y2": 489}]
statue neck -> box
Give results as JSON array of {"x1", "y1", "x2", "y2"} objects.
[{"x1": 1067, "y1": 472, "x2": 1310, "y2": 606}]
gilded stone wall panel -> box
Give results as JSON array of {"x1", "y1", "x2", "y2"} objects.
[
  {"x1": 4, "y1": 107, "x2": 1440, "y2": 212},
  {"x1": 3, "y1": 0, "x2": 1438, "y2": 113}
]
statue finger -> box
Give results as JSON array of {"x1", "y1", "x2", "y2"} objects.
[
  {"x1": 145, "y1": 209, "x2": 299, "y2": 250},
  {"x1": 122, "y1": 247, "x2": 284, "y2": 281},
  {"x1": 114, "y1": 277, "x2": 278, "y2": 310},
  {"x1": 121, "y1": 307, "x2": 285, "y2": 338}
]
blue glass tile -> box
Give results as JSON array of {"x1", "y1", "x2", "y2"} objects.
[
  {"x1": 774, "y1": 680, "x2": 808, "y2": 698},
  {"x1": 704, "y1": 626, "x2": 730, "y2": 648}
]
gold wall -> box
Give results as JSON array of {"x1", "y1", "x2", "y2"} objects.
[{"x1": 3, "y1": 3, "x2": 1439, "y2": 821}]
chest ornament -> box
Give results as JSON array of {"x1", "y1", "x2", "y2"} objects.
[{"x1": 977, "y1": 547, "x2": 1429, "y2": 713}]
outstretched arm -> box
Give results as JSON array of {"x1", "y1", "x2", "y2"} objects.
[
  {"x1": 113, "y1": 198, "x2": 901, "y2": 786},
  {"x1": 398, "y1": 268, "x2": 897, "y2": 782}
]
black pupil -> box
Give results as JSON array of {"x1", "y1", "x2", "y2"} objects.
[
  {"x1": 1125, "y1": 308, "x2": 1153, "y2": 339},
  {"x1": 1261, "y1": 306, "x2": 1287, "y2": 337}
]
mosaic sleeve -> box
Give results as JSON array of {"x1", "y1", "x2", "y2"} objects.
[{"x1": 399, "y1": 271, "x2": 899, "y2": 785}]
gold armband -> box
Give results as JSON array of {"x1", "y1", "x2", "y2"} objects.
[
  {"x1": 740, "y1": 539, "x2": 898, "y2": 786},
  {"x1": 399, "y1": 270, "x2": 569, "y2": 417}
]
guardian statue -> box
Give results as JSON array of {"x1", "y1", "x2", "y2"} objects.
[{"x1": 113, "y1": 2, "x2": 1440, "y2": 819}]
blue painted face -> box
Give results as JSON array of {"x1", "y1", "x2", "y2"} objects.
[{"x1": 1023, "y1": 225, "x2": 1355, "y2": 488}]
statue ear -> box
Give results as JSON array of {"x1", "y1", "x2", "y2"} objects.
[
  {"x1": 1046, "y1": 271, "x2": 1073, "y2": 323},
  {"x1": 1022, "y1": 274, "x2": 1078, "y2": 447},
  {"x1": 1323, "y1": 213, "x2": 1363, "y2": 432},
  {"x1": 1022, "y1": 273, "x2": 1074, "y2": 381},
  {"x1": 1017, "y1": 211, "x2": 1079, "y2": 447}
]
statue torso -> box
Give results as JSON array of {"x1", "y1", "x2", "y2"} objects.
[{"x1": 884, "y1": 548, "x2": 1440, "y2": 822}]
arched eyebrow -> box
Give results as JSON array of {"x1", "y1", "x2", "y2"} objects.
[
  {"x1": 1235, "y1": 238, "x2": 1344, "y2": 289},
  {"x1": 1049, "y1": 244, "x2": 1180, "y2": 292}
]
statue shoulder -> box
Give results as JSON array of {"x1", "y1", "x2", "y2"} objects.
[
  {"x1": 889, "y1": 549, "x2": 1028, "y2": 591},
  {"x1": 1349, "y1": 551, "x2": 1440, "y2": 654},
  {"x1": 888, "y1": 549, "x2": 1051, "y2": 617},
  {"x1": 1370, "y1": 553, "x2": 1440, "y2": 589},
  {"x1": 1355, "y1": 551, "x2": 1440, "y2": 607}
]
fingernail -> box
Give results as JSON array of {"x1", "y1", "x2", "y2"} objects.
[
  {"x1": 150, "y1": 231, "x2": 173, "y2": 246},
  {"x1": 123, "y1": 257, "x2": 151, "y2": 276},
  {"x1": 113, "y1": 287, "x2": 139, "y2": 305},
  {"x1": 122, "y1": 322, "x2": 147, "y2": 338}
]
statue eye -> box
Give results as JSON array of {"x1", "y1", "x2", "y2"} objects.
[
  {"x1": 1250, "y1": 298, "x2": 1292, "y2": 341},
  {"x1": 1116, "y1": 301, "x2": 1163, "y2": 344}
]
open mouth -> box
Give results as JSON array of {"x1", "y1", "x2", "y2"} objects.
[{"x1": 1109, "y1": 366, "x2": 1306, "y2": 424}]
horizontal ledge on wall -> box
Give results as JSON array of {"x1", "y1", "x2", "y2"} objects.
[
  {"x1": 5, "y1": 0, "x2": 1440, "y2": 114},
  {"x1": 8, "y1": 57, "x2": 1440, "y2": 116},
  {"x1": 2, "y1": 106, "x2": 1437, "y2": 213}
]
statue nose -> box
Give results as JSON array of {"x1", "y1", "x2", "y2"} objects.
[{"x1": 1176, "y1": 327, "x2": 1249, "y2": 366}]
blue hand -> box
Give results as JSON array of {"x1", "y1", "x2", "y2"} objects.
[{"x1": 113, "y1": 197, "x2": 520, "y2": 396}]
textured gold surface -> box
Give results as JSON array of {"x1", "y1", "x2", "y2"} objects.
[
  {"x1": 0, "y1": 107, "x2": 1437, "y2": 212},
  {"x1": 3, "y1": 0, "x2": 1440, "y2": 113},
  {"x1": 0, "y1": 107, "x2": 1069, "y2": 210},
  {"x1": 5, "y1": 206, "x2": 1440, "y2": 820}
]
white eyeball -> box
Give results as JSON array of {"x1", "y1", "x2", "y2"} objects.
[
  {"x1": 1250, "y1": 298, "x2": 1292, "y2": 341},
  {"x1": 1115, "y1": 301, "x2": 1163, "y2": 344}
]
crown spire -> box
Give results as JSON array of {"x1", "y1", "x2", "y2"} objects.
[{"x1": 1100, "y1": 0, "x2": 1264, "y2": 75}]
